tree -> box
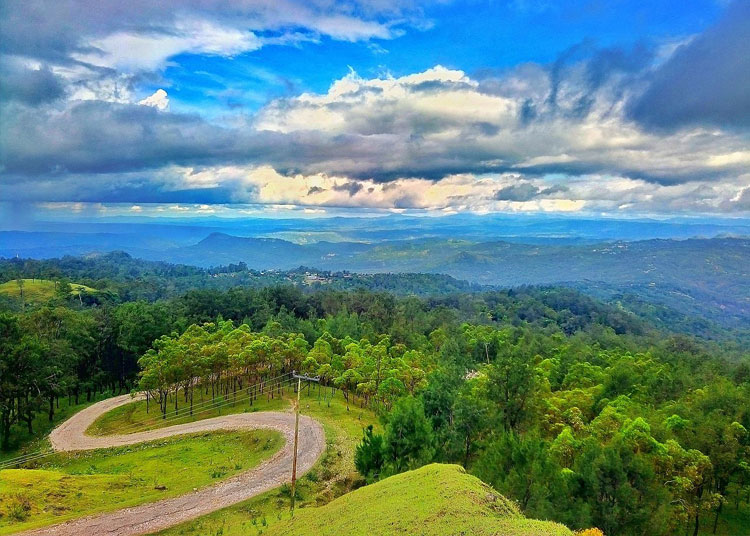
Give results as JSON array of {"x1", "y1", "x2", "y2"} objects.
[
  {"x1": 354, "y1": 425, "x2": 385, "y2": 481},
  {"x1": 486, "y1": 333, "x2": 539, "y2": 432},
  {"x1": 452, "y1": 388, "x2": 488, "y2": 468},
  {"x1": 473, "y1": 432, "x2": 561, "y2": 517},
  {"x1": 382, "y1": 396, "x2": 434, "y2": 475}
]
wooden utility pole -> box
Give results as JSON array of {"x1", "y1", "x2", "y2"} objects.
[
  {"x1": 290, "y1": 375, "x2": 301, "y2": 514},
  {"x1": 290, "y1": 372, "x2": 319, "y2": 516}
]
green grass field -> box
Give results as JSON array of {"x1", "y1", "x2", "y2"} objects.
[
  {"x1": 264, "y1": 464, "x2": 572, "y2": 536},
  {"x1": 0, "y1": 279, "x2": 96, "y2": 303},
  {"x1": 0, "y1": 430, "x2": 282, "y2": 535}
]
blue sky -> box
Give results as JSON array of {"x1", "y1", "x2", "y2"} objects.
[
  {"x1": 159, "y1": 1, "x2": 724, "y2": 116},
  {"x1": 1, "y1": 1, "x2": 748, "y2": 219}
]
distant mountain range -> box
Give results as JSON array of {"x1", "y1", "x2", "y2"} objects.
[{"x1": 2, "y1": 216, "x2": 748, "y2": 329}]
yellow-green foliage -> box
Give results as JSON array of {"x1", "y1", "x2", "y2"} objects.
[
  {"x1": 0, "y1": 279, "x2": 95, "y2": 302},
  {"x1": 0, "y1": 430, "x2": 282, "y2": 535},
  {"x1": 264, "y1": 464, "x2": 572, "y2": 536}
]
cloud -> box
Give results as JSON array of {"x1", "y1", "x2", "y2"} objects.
[
  {"x1": 0, "y1": 0, "x2": 421, "y2": 69},
  {"x1": 252, "y1": 64, "x2": 750, "y2": 186},
  {"x1": 0, "y1": 60, "x2": 65, "y2": 104},
  {"x1": 73, "y1": 19, "x2": 263, "y2": 71},
  {"x1": 628, "y1": 1, "x2": 750, "y2": 129},
  {"x1": 138, "y1": 89, "x2": 170, "y2": 111},
  {"x1": 2, "y1": 60, "x2": 749, "y2": 214},
  {"x1": 494, "y1": 183, "x2": 540, "y2": 201},
  {"x1": 1, "y1": 2, "x2": 748, "y2": 216}
]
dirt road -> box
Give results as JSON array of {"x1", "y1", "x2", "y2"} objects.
[{"x1": 19, "y1": 393, "x2": 326, "y2": 536}]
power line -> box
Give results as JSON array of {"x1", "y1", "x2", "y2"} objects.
[{"x1": 112, "y1": 372, "x2": 294, "y2": 435}]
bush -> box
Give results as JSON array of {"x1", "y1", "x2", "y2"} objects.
[{"x1": 4, "y1": 494, "x2": 32, "y2": 522}]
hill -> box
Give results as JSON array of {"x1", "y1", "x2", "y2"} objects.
[
  {"x1": 0, "y1": 279, "x2": 95, "y2": 302},
  {"x1": 264, "y1": 464, "x2": 573, "y2": 536}
]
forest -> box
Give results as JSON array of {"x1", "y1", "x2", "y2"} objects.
[{"x1": 0, "y1": 257, "x2": 748, "y2": 536}]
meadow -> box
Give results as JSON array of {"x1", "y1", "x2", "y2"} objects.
[{"x1": 0, "y1": 279, "x2": 95, "y2": 302}]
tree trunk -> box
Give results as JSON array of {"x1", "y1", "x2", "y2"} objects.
[
  {"x1": 712, "y1": 500, "x2": 723, "y2": 534},
  {"x1": 692, "y1": 512, "x2": 700, "y2": 536}
]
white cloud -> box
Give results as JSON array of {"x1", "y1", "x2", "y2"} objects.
[
  {"x1": 74, "y1": 20, "x2": 262, "y2": 71},
  {"x1": 138, "y1": 89, "x2": 170, "y2": 111},
  {"x1": 253, "y1": 65, "x2": 750, "y2": 193},
  {"x1": 155, "y1": 164, "x2": 748, "y2": 215}
]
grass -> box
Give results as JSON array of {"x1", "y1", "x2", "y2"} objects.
[
  {"x1": 262, "y1": 464, "x2": 572, "y2": 536},
  {"x1": 0, "y1": 430, "x2": 283, "y2": 535},
  {"x1": 0, "y1": 279, "x2": 96, "y2": 303}
]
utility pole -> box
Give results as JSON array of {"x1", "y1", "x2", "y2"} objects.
[
  {"x1": 290, "y1": 375, "x2": 301, "y2": 515},
  {"x1": 290, "y1": 371, "x2": 319, "y2": 516}
]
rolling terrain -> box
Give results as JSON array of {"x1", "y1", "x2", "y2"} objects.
[{"x1": 3, "y1": 235, "x2": 748, "y2": 331}]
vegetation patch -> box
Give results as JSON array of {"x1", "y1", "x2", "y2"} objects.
[{"x1": 0, "y1": 279, "x2": 95, "y2": 303}]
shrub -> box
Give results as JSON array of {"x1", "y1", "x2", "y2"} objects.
[
  {"x1": 575, "y1": 529, "x2": 605, "y2": 536},
  {"x1": 4, "y1": 494, "x2": 32, "y2": 522}
]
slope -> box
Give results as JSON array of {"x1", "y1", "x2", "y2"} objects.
[{"x1": 264, "y1": 463, "x2": 573, "y2": 536}]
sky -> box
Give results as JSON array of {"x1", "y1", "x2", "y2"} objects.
[{"x1": 1, "y1": 0, "x2": 749, "y2": 219}]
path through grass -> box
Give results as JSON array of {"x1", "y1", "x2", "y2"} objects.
[{"x1": 0, "y1": 430, "x2": 282, "y2": 535}]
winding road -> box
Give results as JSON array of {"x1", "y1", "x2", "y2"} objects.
[{"x1": 19, "y1": 393, "x2": 326, "y2": 536}]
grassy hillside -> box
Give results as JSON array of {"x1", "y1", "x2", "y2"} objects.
[
  {"x1": 0, "y1": 279, "x2": 95, "y2": 302},
  {"x1": 265, "y1": 464, "x2": 572, "y2": 536}
]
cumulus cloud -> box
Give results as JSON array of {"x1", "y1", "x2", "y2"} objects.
[
  {"x1": 138, "y1": 89, "x2": 170, "y2": 111},
  {"x1": 251, "y1": 64, "x2": 750, "y2": 186},
  {"x1": 2, "y1": 60, "x2": 749, "y2": 214}
]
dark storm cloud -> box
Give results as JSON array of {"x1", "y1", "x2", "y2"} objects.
[
  {"x1": 0, "y1": 62, "x2": 65, "y2": 104},
  {"x1": 492, "y1": 182, "x2": 567, "y2": 201},
  {"x1": 628, "y1": 1, "x2": 750, "y2": 129},
  {"x1": 1, "y1": 100, "x2": 240, "y2": 174},
  {"x1": 332, "y1": 181, "x2": 364, "y2": 196}
]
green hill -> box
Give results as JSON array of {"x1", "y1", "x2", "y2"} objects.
[
  {"x1": 265, "y1": 464, "x2": 573, "y2": 536},
  {"x1": 0, "y1": 279, "x2": 95, "y2": 302}
]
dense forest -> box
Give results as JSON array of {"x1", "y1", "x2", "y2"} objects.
[{"x1": 0, "y1": 255, "x2": 748, "y2": 535}]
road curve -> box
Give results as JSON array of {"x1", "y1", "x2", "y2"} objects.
[{"x1": 19, "y1": 393, "x2": 326, "y2": 536}]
